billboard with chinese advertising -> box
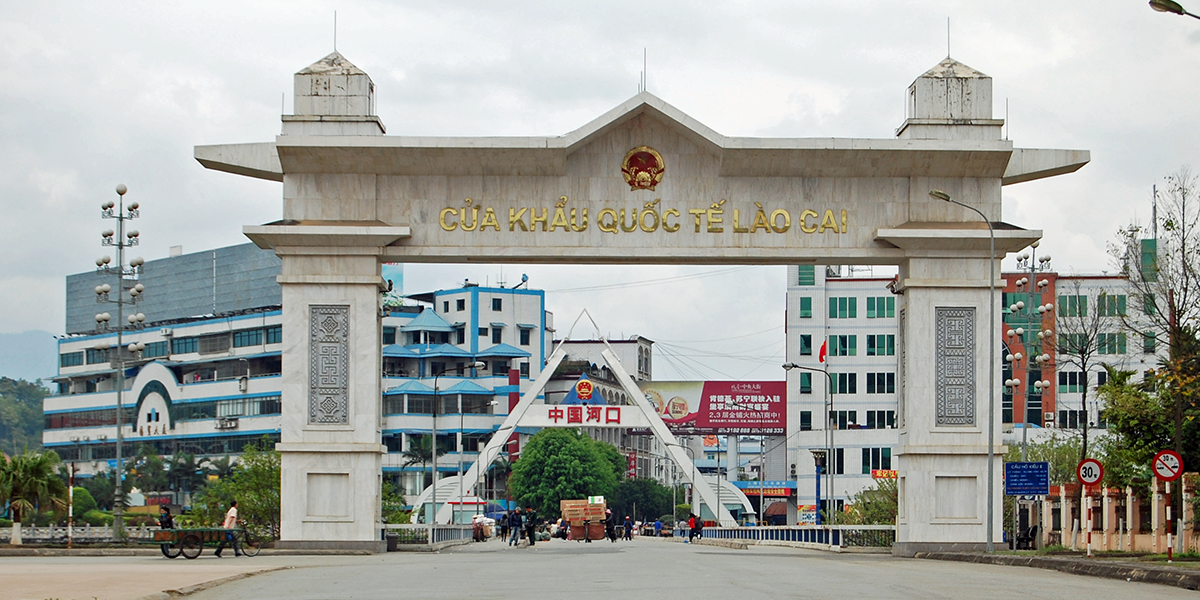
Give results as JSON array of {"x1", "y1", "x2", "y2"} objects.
[{"x1": 636, "y1": 380, "x2": 786, "y2": 435}]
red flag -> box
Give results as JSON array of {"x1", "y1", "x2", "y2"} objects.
[{"x1": 818, "y1": 340, "x2": 827, "y2": 363}]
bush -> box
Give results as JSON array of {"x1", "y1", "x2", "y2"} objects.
[
  {"x1": 80, "y1": 510, "x2": 113, "y2": 526},
  {"x1": 0, "y1": 518, "x2": 11, "y2": 527},
  {"x1": 71, "y1": 487, "x2": 98, "y2": 515}
]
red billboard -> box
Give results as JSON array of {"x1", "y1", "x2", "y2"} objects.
[{"x1": 637, "y1": 381, "x2": 786, "y2": 435}]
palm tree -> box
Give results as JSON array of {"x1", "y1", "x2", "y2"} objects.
[
  {"x1": 0, "y1": 450, "x2": 68, "y2": 543},
  {"x1": 204, "y1": 455, "x2": 237, "y2": 479},
  {"x1": 400, "y1": 435, "x2": 439, "y2": 490},
  {"x1": 167, "y1": 452, "x2": 210, "y2": 502}
]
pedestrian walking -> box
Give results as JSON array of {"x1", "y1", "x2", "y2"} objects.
[
  {"x1": 623, "y1": 515, "x2": 633, "y2": 540},
  {"x1": 214, "y1": 500, "x2": 241, "y2": 557},
  {"x1": 654, "y1": 518, "x2": 663, "y2": 537},
  {"x1": 499, "y1": 512, "x2": 509, "y2": 541},
  {"x1": 687, "y1": 513, "x2": 697, "y2": 543},
  {"x1": 604, "y1": 509, "x2": 616, "y2": 543},
  {"x1": 524, "y1": 508, "x2": 537, "y2": 546},
  {"x1": 508, "y1": 508, "x2": 523, "y2": 546}
]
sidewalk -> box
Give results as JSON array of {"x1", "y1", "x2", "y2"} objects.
[{"x1": 916, "y1": 551, "x2": 1200, "y2": 591}]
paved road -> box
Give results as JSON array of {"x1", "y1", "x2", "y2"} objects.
[{"x1": 174, "y1": 538, "x2": 1193, "y2": 600}]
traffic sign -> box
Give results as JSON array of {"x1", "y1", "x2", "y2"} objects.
[
  {"x1": 1076, "y1": 458, "x2": 1104, "y2": 486},
  {"x1": 1005, "y1": 461, "x2": 1050, "y2": 496},
  {"x1": 1153, "y1": 449, "x2": 1184, "y2": 482}
]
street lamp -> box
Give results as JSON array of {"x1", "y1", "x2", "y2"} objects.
[
  {"x1": 1150, "y1": 0, "x2": 1200, "y2": 19},
  {"x1": 431, "y1": 360, "x2": 484, "y2": 530},
  {"x1": 929, "y1": 189, "x2": 998, "y2": 553},
  {"x1": 94, "y1": 183, "x2": 148, "y2": 542},
  {"x1": 782, "y1": 363, "x2": 836, "y2": 524},
  {"x1": 666, "y1": 441, "x2": 697, "y2": 529},
  {"x1": 809, "y1": 448, "x2": 828, "y2": 525}
]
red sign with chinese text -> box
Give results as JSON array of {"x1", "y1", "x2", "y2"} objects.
[{"x1": 639, "y1": 381, "x2": 786, "y2": 435}]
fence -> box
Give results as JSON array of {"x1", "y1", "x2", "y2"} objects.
[
  {"x1": 383, "y1": 524, "x2": 474, "y2": 546},
  {"x1": 678, "y1": 525, "x2": 895, "y2": 549},
  {"x1": 0, "y1": 524, "x2": 159, "y2": 544}
]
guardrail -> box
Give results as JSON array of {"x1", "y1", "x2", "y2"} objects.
[
  {"x1": 382, "y1": 524, "x2": 474, "y2": 546},
  {"x1": 676, "y1": 525, "x2": 895, "y2": 549},
  {"x1": 0, "y1": 524, "x2": 159, "y2": 544}
]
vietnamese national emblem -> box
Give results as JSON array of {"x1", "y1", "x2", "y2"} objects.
[{"x1": 621, "y1": 146, "x2": 665, "y2": 191}]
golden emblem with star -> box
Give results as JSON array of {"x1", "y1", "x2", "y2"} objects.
[{"x1": 621, "y1": 146, "x2": 665, "y2": 191}]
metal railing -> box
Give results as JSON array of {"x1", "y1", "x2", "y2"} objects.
[
  {"x1": 0, "y1": 524, "x2": 159, "y2": 544},
  {"x1": 383, "y1": 524, "x2": 473, "y2": 545},
  {"x1": 678, "y1": 525, "x2": 895, "y2": 548}
]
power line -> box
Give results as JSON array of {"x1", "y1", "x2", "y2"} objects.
[
  {"x1": 545, "y1": 267, "x2": 747, "y2": 293},
  {"x1": 654, "y1": 325, "x2": 781, "y2": 344}
]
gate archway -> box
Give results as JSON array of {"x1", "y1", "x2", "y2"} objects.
[{"x1": 197, "y1": 52, "x2": 1087, "y2": 554}]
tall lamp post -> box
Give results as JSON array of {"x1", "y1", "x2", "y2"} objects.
[
  {"x1": 1005, "y1": 244, "x2": 1054, "y2": 546},
  {"x1": 1150, "y1": 0, "x2": 1200, "y2": 20},
  {"x1": 928, "y1": 189, "x2": 998, "y2": 552},
  {"x1": 782, "y1": 363, "x2": 836, "y2": 524},
  {"x1": 431, "y1": 361, "x2": 484, "y2": 530},
  {"x1": 94, "y1": 183, "x2": 147, "y2": 542},
  {"x1": 666, "y1": 442, "x2": 697, "y2": 526}
]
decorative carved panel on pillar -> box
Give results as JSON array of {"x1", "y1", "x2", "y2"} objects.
[
  {"x1": 309, "y1": 305, "x2": 350, "y2": 424},
  {"x1": 935, "y1": 307, "x2": 975, "y2": 426}
]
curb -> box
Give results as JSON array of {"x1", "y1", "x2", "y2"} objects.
[
  {"x1": 0, "y1": 547, "x2": 162, "y2": 556},
  {"x1": 659, "y1": 536, "x2": 748, "y2": 550},
  {"x1": 131, "y1": 567, "x2": 289, "y2": 600},
  {"x1": 915, "y1": 552, "x2": 1200, "y2": 591}
]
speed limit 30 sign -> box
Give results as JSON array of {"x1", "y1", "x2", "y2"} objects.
[
  {"x1": 1076, "y1": 458, "x2": 1104, "y2": 486},
  {"x1": 1154, "y1": 449, "x2": 1184, "y2": 482}
]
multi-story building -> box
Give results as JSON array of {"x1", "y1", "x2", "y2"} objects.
[
  {"x1": 783, "y1": 262, "x2": 1163, "y2": 522},
  {"x1": 44, "y1": 244, "x2": 556, "y2": 507}
]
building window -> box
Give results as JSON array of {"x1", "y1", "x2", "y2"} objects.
[
  {"x1": 172, "y1": 337, "x2": 198, "y2": 354},
  {"x1": 1058, "y1": 410, "x2": 1086, "y2": 429},
  {"x1": 457, "y1": 299, "x2": 466, "y2": 311},
  {"x1": 520, "y1": 362, "x2": 530, "y2": 377},
  {"x1": 443, "y1": 301, "x2": 450, "y2": 313},
  {"x1": 866, "y1": 296, "x2": 895, "y2": 319},
  {"x1": 1143, "y1": 293, "x2": 1156, "y2": 315},
  {"x1": 493, "y1": 360, "x2": 509, "y2": 374},
  {"x1": 492, "y1": 298, "x2": 502, "y2": 311},
  {"x1": 143, "y1": 341, "x2": 169, "y2": 359},
  {"x1": 1097, "y1": 294, "x2": 1127, "y2": 317},
  {"x1": 866, "y1": 334, "x2": 895, "y2": 356},
  {"x1": 831, "y1": 448, "x2": 844, "y2": 475},
  {"x1": 861, "y1": 447, "x2": 892, "y2": 473},
  {"x1": 456, "y1": 327, "x2": 465, "y2": 345},
  {"x1": 1143, "y1": 332, "x2": 1156, "y2": 354},
  {"x1": 829, "y1": 297, "x2": 857, "y2": 319},
  {"x1": 866, "y1": 410, "x2": 895, "y2": 429},
  {"x1": 866, "y1": 372, "x2": 895, "y2": 394},
  {"x1": 799, "y1": 372, "x2": 812, "y2": 394},
  {"x1": 198, "y1": 333, "x2": 231, "y2": 354},
  {"x1": 833, "y1": 373, "x2": 856, "y2": 395},
  {"x1": 86, "y1": 347, "x2": 109, "y2": 364},
  {"x1": 1058, "y1": 371, "x2": 1086, "y2": 393},
  {"x1": 799, "y1": 297, "x2": 812, "y2": 318},
  {"x1": 797, "y1": 265, "x2": 816, "y2": 286},
  {"x1": 800, "y1": 335, "x2": 812, "y2": 356},
  {"x1": 1057, "y1": 333, "x2": 1085, "y2": 354},
  {"x1": 265, "y1": 325, "x2": 282, "y2": 345},
  {"x1": 382, "y1": 326, "x2": 396, "y2": 345},
  {"x1": 520, "y1": 328, "x2": 531, "y2": 346},
  {"x1": 492, "y1": 328, "x2": 502, "y2": 344},
  {"x1": 828, "y1": 335, "x2": 857, "y2": 356},
  {"x1": 1098, "y1": 332, "x2": 1127, "y2": 355},
  {"x1": 799, "y1": 411, "x2": 812, "y2": 431},
  {"x1": 478, "y1": 327, "x2": 488, "y2": 337},
  {"x1": 233, "y1": 328, "x2": 263, "y2": 348},
  {"x1": 60, "y1": 351, "x2": 84, "y2": 368},
  {"x1": 1058, "y1": 294, "x2": 1087, "y2": 317}
]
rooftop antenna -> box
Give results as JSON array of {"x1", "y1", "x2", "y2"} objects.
[
  {"x1": 1153, "y1": 185, "x2": 1159, "y2": 240},
  {"x1": 1004, "y1": 98, "x2": 1009, "y2": 140},
  {"x1": 643, "y1": 48, "x2": 647, "y2": 92},
  {"x1": 947, "y1": 17, "x2": 951, "y2": 56},
  {"x1": 333, "y1": 10, "x2": 338, "y2": 51}
]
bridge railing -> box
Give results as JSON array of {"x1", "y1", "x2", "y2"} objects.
[
  {"x1": 678, "y1": 524, "x2": 895, "y2": 548},
  {"x1": 382, "y1": 524, "x2": 474, "y2": 545}
]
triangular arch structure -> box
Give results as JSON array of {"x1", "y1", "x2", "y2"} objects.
[{"x1": 413, "y1": 312, "x2": 736, "y2": 526}]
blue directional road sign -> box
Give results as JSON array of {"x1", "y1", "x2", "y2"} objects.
[{"x1": 1005, "y1": 461, "x2": 1050, "y2": 496}]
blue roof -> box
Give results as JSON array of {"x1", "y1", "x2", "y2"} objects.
[
  {"x1": 384, "y1": 381, "x2": 435, "y2": 395},
  {"x1": 382, "y1": 344, "x2": 420, "y2": 358},
  {"x1": 400, "y1": 308, "x2": 455, "y2": 332},
  {"x1": 475, "y1": 343, "x2": 531, "y2": 358},
  {"x1": 406, "y1": 343, "x2": 474, "y2": 358},
  {"x1": 441, "y1": 380, "x2": 493, "y2": 394}
]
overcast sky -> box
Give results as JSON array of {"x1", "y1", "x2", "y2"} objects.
[{"x1": 3, "y1": 1, "x2": 1198, "y2": 381}]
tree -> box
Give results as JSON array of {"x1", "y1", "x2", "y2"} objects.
[
  {"x1": 610, "y1": 478, "x2": 673, "y2": 522},
  {"x1": 1110, "y1": 166, "x2": 1200, "y2": 457},
  {"x1": 0, "y1": 377, "x2": 47, "y2": 455},
  {"x1": 841, "y1": 478, "x2": 897, "y2": 525},
  {"x1": 0, "y1": 449, "x2": 67, "y2": 525},
  {"x1": 191, "y1": 437, "x2": 280, "y2": 536},
  {"x1": 508, "y1": 429, "x2": 620, "y2": 518},
  {"x1": 127, "y1": 444, "x2": 169, "y2": 495},
  {"x1": 400, "y1": 434, "x2": 445, "y2": 490},
  {"x1": 204, "y1": 455, "x2": 237, "y2": 479},
  {"x1": 166, "y1": 452, "x2": 210, "y2": 501},
  {"x1": 1053, "y1": 279, "x2": 1126, "y2": 460}
]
